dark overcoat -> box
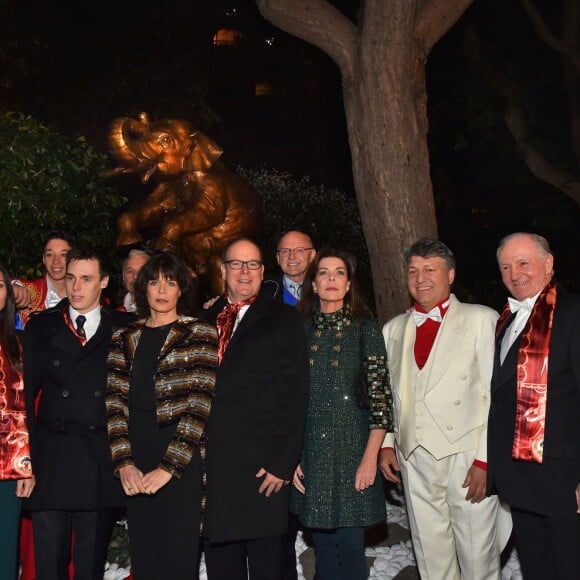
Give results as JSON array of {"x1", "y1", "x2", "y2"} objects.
[
  {"x1": 200, "y1": 292, "x2": 309, "y2": 543},
  {"x1": 487, "y1": 290, "x2": 580, "y2": 517},
  {"x1": 23, "y1": 300, "x2": 132, "y2": 511}
]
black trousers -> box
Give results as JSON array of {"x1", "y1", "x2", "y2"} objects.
[
  {"x1": 204, "y1": 534, "x2": 286, "y2": 580},
  {"x1": 511, "y1": 507, "x2": 580, "y2": 580},
  {"x1": 31, "y1": 508, "x2": 113, "y2": 580},
  {"x1": 283, "y1": 513, "x2": 299, "y2": 580}
]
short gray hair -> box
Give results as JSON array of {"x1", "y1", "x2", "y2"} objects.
[
  {"x1": 123, "y1": 248, "x2": 150, "y2": 269},
  {"x1": 406, "y1": 238, "x2": 456, "y2": 271},
  {"x1": 496, "y1": 232, "x2": 552, "y2": 261}
]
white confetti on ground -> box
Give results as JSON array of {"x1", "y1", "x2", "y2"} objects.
[{"x1": 104, "y1": 484, "x2": 521, "y2": 580}]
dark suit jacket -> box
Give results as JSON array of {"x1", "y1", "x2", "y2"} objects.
[
  {"x1": 487, "y1": 289, "x2": 580, "y2": 518},
  {"x1": 261, "y1": 271, "x2": 284, "y2": 301},
  {"x1": 23, "y1": 300, "x2": 132, "y2": 511},
  {"x1": 200, "y1": 292, "x2": 309, "y2": 543}
]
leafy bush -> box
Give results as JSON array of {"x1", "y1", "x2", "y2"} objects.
[
  {"x1": 0, "y1": 112, "x2": 126, "y2": 278},
  {"x1": 239, "y1": 166, "x2": 373, "y2": 305}
]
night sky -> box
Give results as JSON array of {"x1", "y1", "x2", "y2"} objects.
[{"x1": 2, "y1": 0, "x2": 579, "y2": 303}]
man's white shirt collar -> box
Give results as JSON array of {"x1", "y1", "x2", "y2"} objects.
[
  {"x1": 283, "y1": 275, "x2": 303, "y2": 299},
  {"x1": 68, "y1": 305, "x2": 101, "y2": 341},
  {"x1": 123, "y1": 292, "x2": 137, "y2": 312},
  {"x1": 46, "y1": 275, "x2": 63, "y2": 309}
]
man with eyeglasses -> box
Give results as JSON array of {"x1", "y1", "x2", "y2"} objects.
[
  {"x1": 265, "y1": 231, "x2": 316, "y2": 306},
  {"x1": 200, "y1": 238, "x2": 309, "y2": 580}
]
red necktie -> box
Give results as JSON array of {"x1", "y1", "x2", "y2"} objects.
[{"x1": 216, "y1": 295, "x2": 257, "y2": 363}]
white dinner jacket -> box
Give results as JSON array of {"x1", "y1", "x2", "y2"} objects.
[{"x1": 382, "y1": 295, "x2": 498, "y2": 461}]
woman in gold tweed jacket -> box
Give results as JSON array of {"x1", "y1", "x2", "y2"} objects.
[{"x1": 105, "y1": 252, "x2": 218, "y2": 580}]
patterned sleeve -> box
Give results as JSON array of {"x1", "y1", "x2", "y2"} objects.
[
  {"x1": 363, "y1": 320, "x2": 394, "y2": 431},
  {"x1": 105, "y1": 328, "x2": 134, "y2": 474},
  {"x1": 160, "y1": 322, "x2": 218, "y2": 478}
]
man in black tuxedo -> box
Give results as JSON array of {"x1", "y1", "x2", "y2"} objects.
[
  {"x1": 263, "y1": 230, "x2": 316, "y2": 306},
  {"x1": 23, "y1": 248, "x2": 131, "y2": 580},
  {"x1": 488, "y1": 232, "x2": 580, "y2": 580},
  {"x1": 200, "y1": 238, "x2": 309, "y2": 580}
]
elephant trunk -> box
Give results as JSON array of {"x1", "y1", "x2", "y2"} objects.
[{"x1": 107, "y1": 113, "x2": 151, "y2": 175}]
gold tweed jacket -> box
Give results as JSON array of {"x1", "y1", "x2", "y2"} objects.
[{"x1": 105, "y1": 316, "x2": 218, "y2": 479}]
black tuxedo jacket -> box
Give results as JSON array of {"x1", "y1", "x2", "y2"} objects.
[
  {"x1": 487, "y1": 289, "x2": 580, "y2": 517},
  {"x1": 199, "y1": 291, "x2": 309, "y2": 543},
  {"x1": 23, "y1": 300, "x2": 132, "y2": 511}
]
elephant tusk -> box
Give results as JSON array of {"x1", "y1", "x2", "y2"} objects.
[{"x1": 142, "y1": 164, "x2": 157, "y2": 183}]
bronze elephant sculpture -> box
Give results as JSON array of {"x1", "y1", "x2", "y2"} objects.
[{"x1": 107, "y1": 113, "x2": 262, "y2": 296}]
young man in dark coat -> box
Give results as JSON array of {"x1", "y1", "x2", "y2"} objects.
[
  {"x1": 200, "y1": 238, "x2": 310, "y2": 580},
  {"x1": 23, "y1": 248, "x2": 132, "y2": 580}
]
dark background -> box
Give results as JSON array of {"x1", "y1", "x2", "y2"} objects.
[{"x1": 2, "y1": 0, "x2": 579, "y2": 308}]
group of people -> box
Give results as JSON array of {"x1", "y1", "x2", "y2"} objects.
[{"x1": 0, "y1": 228, "x2": 577, "y2": 580}]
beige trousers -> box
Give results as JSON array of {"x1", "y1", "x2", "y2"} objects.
[{"x1": 398, "y1": 446, "x2": 502, "y2": 580}]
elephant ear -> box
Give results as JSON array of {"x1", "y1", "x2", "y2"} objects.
[{"x1": 186, "y1": 132, "x2": 224, "y2": 171}]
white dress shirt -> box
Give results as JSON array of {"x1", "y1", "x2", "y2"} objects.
[
  {"x1": 68, "y1": 305, "x2": 101, "y2": 341},
  {"x1": 499, "y1": 291, "x2": 541, "y2": 364},
  {"x1": 46, "y1": 276, "x2": 64, "y2": 309}
]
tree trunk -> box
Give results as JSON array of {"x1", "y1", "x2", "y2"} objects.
[
  {"x1": 256, "y1": 0, "x2": 472, "y2": 321},
  {"x1": 342, "y1": 7, "x2": 437, "y2": 320}
]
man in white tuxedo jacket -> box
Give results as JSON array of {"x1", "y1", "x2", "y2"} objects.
[{"x1": 380, "y1": 238, "x2": 507, "y2": 580}]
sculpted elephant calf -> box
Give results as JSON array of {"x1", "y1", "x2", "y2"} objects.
[{"x1": 107, "y1": 112, "x2": 262, "y2": 296}]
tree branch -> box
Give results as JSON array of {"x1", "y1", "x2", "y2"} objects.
[
  {"x1": 414, "y1": 0, "x2": 474, "y2": 56},
  {"x1": 503, "y1": 86, "x2": 580, "y2": 206},
  {"x1": 464, "y1": 25, "x2": 580, "y2": 207},
  {"x1": 520, "y1": 0, "x2": 580, "y2": 74},
  {"x1": 255, "y1": 0, "x2": 358, "y2": 83}
]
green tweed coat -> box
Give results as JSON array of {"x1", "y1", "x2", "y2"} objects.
[{"x1": 291, "y1": 307, "x2": 393, "y2": 528}]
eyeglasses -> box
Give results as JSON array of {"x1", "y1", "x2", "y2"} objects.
[
  {"x1": 223, "y1": 260, "x2": 263, "y2": 270},
  {"x1": 277, "y1": 247, "x2": 314, "y2": 258}
]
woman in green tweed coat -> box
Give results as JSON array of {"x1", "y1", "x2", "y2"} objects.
[{"x1": 291, "y1": 247, "x2": 393, "y2": 580}]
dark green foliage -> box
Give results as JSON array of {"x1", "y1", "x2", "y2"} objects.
[
  {"x1": 0, "y1": 112, "x2": 126, "y2": 278},
  {"x1": 106, "y1": 519, "x2": 130, "y2": 569},
  {"x1": 239, "y1": 166, "x2": 374, "y2": 308}
]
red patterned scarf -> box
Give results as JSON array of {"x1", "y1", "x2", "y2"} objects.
[
  {"x1": 496, "y1": 280, "x2": 556, "y2": 463},
  {"x1": 216, "y1": 295, "x2": 257, "y2": 363}
]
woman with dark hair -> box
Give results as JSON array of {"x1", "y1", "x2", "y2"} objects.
[
  {"x1": 0, "y1": 263, "x2": 34, "y2": 578},
  {"x1": 106, "y1": 252, "x2": 218, "y2": 579},
  {"x1": 291, "y1": 247, "x2": 393, "y2": 580}
]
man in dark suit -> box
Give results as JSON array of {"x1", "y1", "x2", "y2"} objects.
[
  {"x1": 488, "y1": 232, "x2": 580, "y2": 580},
  {"x1": 200, "y1": 238, "x2": 310, "y2": 580},
  {"x1": 261, "y1": 229, "x2": 315, "y2": 580},
  {"x1": 23, "y1": 247, "x2": 131, "y2": 580},
  {"x1": 263, "y1": 230, "x2": 316, "y2": 306}
]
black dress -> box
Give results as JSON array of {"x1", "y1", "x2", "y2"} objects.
[{"x1": 127, "y1": 324, "x2": 203, "y2": 579}]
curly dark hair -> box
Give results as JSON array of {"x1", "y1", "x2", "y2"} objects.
[
  {"x1": 134, "y1": 252, "x2": 195, "y2": 318},
  {"x1": 297, "y1": 247, "x2": 372, "y2": 320}
]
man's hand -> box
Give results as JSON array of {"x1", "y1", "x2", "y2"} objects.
[
  {"x1": 256, "y1": 467, "x2": 288, "y2": 497},
  {"x1": 16, "y1": 476, "x2": 36, "y2": 498},
  {"x1": 292, "y1": 465, "x2": 306, "y2": 495},
  {"x1": 142, "y1": 468, "x2": 172, "y2": 495},
  {"x1": 119, "y1": 464, "x2": 147, "y2": 496},
  {"x1": 12, "y1": 283, "x2": 32, "y2": 309},
  {"x1": 462, "y1": 464, "x2": 487, "y2": 503},
  {"x1": 379, "y1": 448, "x2": 401, "y2": 483}
]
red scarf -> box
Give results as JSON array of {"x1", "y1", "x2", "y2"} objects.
[
  {"x1": 216, "y1": 295, "x2": 257, "y2": 363},
  {"x1": 496, "y1": 280, "x2": 556, "y2": 463},
  {"x1": 63, "y1": 308, "x2": 87, "y2": 346}
]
